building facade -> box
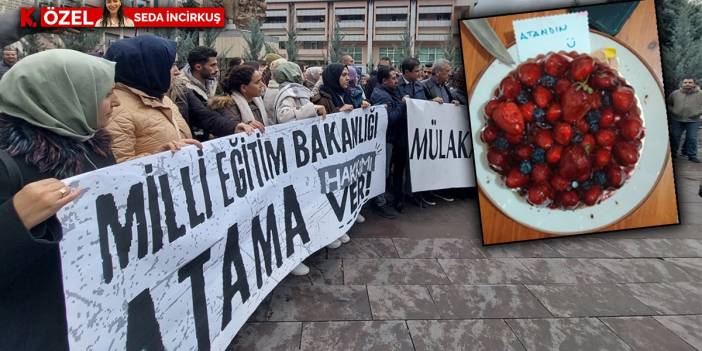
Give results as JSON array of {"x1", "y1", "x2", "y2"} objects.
[{"x1": 262, "y1": 0, "x2": 474, "y2": 71}]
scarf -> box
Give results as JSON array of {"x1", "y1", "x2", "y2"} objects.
[
  {"x1": 231, "y1": 91, "x2": 269, "y2": 126},
  {"x1": 320, "y1": 63, "x2": 352, "y2": 108},
  {"x1": 274, "y1": 61, "x2": 304, "y2": 86},
  {"x1": 105, "y1": 35, "x2": 176, "y2": 99},
  {"x1": 0, "y1": 49, "x2": 115, "y2": 142}
]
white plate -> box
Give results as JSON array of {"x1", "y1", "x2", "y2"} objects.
[{"x1": 469, "y1": 31, "x2": 669, "y2": 235}]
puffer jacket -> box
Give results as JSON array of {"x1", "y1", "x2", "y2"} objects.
[
  {"x1": 106, "y1": 83, "x2": 192, "y2": 163},
  {"x1": 272, "y1": 83, "x2": 318, "y2": 125}
]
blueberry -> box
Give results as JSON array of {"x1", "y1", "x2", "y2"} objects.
[
  {"x1": 536, "y1": 121, "x2": 551, "y2": 129},
  {"x1": 516, "y1": 91, "x2": 530, "y2": 104},
  {"x1": 602, "y1": 93, "x2": 612, "y2": 107},
  {"x1": 581, "y1": 180, "x2": 593, "y2": 190},
  {"x1": 531, "y1": 148, "x2": 546, "y2": 163},
  {"x1": 540, "y1": 75, "x2": 556, "y2": 87},
  {"x1": 533, "y1": 108, "x2": 546, "y2": 122},
  {"x1": 571, "y1": 180, "x2": 579, "y2": 189},
  {"x1": 594, "y1": 171, "x2": 607, "y2": 186},
  {"x1": 519, "y1": 160, "x2": 533, "y2": 175},
  {"x1": 493, "y1": 137, "x2": 509, "y2": 150},
  {"x1": 572, "y1": 131, "x2": 583, "y2": 143},
  {"x1": 587, "y1": 110, "x2": 601, "y2": 124},
  {"x1": 589, "y1": 121, "x2": 600, "y2": 133}
]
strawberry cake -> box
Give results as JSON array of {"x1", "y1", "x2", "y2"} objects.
[{"x1": 481, "y1": 52, "x2": 644, "y2": 209}]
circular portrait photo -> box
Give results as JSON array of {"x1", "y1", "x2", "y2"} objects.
[{"x1": 96, "y1": 0, "x2": 135, "y2": 27}]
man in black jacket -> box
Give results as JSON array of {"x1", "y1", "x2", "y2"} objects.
[{"x1": 173, "y1": 46, "x2": 240, "y2": 141}]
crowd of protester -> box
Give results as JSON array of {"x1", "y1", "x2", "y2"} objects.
[{"x1": 0, "y1": 32, "x2": 469, "y2": 349}]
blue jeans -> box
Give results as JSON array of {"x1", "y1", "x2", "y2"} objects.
[{"x1": 670, "y1": 120, "x2": 699, "y2": 158}]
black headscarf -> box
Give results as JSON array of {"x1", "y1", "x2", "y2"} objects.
[
  {"x1": 320, "y1": 63, "x2": 353, "y2": 108},
  {"x1": 105, "y1": 35, "x2": 176, "y2": 99}
]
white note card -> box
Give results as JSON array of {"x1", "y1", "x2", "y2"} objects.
[{"x1": 513, "y1": 12, "x2": 591, "y2": 62}]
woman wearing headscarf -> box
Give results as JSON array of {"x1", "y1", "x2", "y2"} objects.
[
  {"x1": 105, "y1": 35, "x2": 201, "y2": 163},
  {"x1": 303, "y1": 66, "x2": 322, "y2": 90},
  {"x1": 347, "y1": 66, "x2": 367, "y2": 108},
  {"x1": 262, "y1": 57, "x2": 288, "y2": 122},
  {"x1": 0, "y1": 49, "x2": 119, "y2": 351},
  {"x1": 312, "y1": 63, "x2": 370, "y2": 114},
  {"x1": 208, "y1": 64, "x2": 268, "y2": 131},
  {"x1": 271, "y1": 61, "x2": 326, "y2": 125}
]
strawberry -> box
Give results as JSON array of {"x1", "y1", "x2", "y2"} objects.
[
  {"x1": 517, "y1": 62, "x2": 542, "y2": 87},
  {"x1": 487, "y1": 149, "x2": 510, "y2": 173},
  {"x1": 561, "y1": 84, "x2": 592, "y2": 122},
  {"x1": 506, "y1": 132, "x2": 524, "y2": 144},
  {"x1": 593, "y1": 148, "x2": 612, "y2": 169},
  {"x1": 583, "y1": 185, "x2": 603, "y2": 206},
  {"x1": 519, "y1": 102, "x2": 536, "y2": 122},
  {"x1": 555, "y1": 78, "x2": 571, "y2": 95},
  {"x1": 590, "y1": 70, "x2": 618, "y2": 90},
  {"x1": 544, "y1": 53, "x2": 571, "y2": 77},
  {"x1": 531, "y1": 163, "x2": 551, "y2": 183},
  {"x1": 599, "y1": 108, "x2": 615, "y2": 127},
  {"x1": 492, "y1": 102, "x2": 525, "y2": 136},
  {"x1": 485, "y1": 99, "x2": 500, "y2": 118},
  {"x1": 619, "y1": 118, "x2": 643, "y2": 140},
  {"x1": 569, "y1": 55, "x2": 595, "y2": 81},
  {"x1": 558, "y1": 144, "x2": 592, "y2": 180},
  {"x1": 576, "y1": 119, "x2": 590, "y2": 133},
  {"x1": 606, "y1": 165, "x2": 624, "y2": 188},
  {"x1": 582, "y1": 133, "x2": 596, "y2": 151},
  {"x1": 515, "y1": 144, "x2": 534, "y2": 160},
  {"x1": 481, "y1": 124, "x2": 499, "y2": 143},
  {"x1": 613, "y1": 141, "x2": 639, "y2": 166},
  {"x1": 546, "y1": 103, "x2": 562, "y2": 122},
  {"x1": 534, "y1": 129, "x2": 555, "y2": 150},
  {"x1": 546, "y1": 144, "x2": 563, "y2": 163},
  {"x1": 589, "y1": 92, "x2": 602, "y2": 110},
  {"x1": 553, "y1": 123, "x2": 573, "y2": 145},
  {"x1": 595, "y1": 128, "x2": 617, "y2": 147},
  {"x1": 532, "y1": 85, "x2": 553, "y2": 108},
  {"x1": 506, "y1": 168, "x2": 529, "y2": 188},
  {"x1": 559, "y1": 190, "x2": 580, "y2": 208},
  {"x1": 551, "y1": 174, "x2": 570, "y2": 192},
  {"x1": 527, "y1": 182, "x2": 553, "y2": 205},
  {"x1": 500, "y1": 76, "x2": 522, "y2": 100},
  {"x1": 612, "y1": 86, "x2": 635, "y2": 112}
]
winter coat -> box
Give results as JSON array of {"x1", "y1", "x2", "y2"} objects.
[
  {"x1": 370, "y1": 85, "x2": 407, "y2": 145},
  {"x1": 312, "y1": 89, "x2": 344, "y2": 115},
  {"x1": 272, "y1": 83, "x2": 318, "y2": 125},
  {"x1": 208, "y1": 95, "x2": 264, "y2": 127},
  {"x1": 106, "y1": 83, "x2": 192, "y2": 163},
  {"x1": 172, "y1": 66, "x2": 235, "y2": 141},
  {"x1": 422, "y1": 76, "x2": 454, "y2": 103},
  {"x1": 397, "y1": 75, "x2": 428, "y2": 100},
  {"x1": 667, "y1": 87, "x2": 702, "y2": 122},
  {"x1": 0, "y1": 118, "x2": 115, "y2": 351},
  {"x1": 263, "y1": 79, "x2": 281, "y2": 125},
  {"x1": 349, "y1": 86, "x2": 365, "y2": 109}
]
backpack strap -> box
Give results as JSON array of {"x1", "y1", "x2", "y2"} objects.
[{"x1": 0, "y1": 149, "x2": 24, "y2": 190}]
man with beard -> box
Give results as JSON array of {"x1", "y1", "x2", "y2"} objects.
[
  {"x1": 668, "y1": 77, "x2": 702, "y2": 163},
  {"x1": 173, "y1": 46, "x2": 240, "y2": 141}
]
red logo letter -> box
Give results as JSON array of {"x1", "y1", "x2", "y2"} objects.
[{"x1": 20, "y1": 7, "x2": 36, "y2": 28}]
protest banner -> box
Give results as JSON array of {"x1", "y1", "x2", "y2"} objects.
[
  {"x1": 406, "y1": 99, "x2": 475, "y2": 192},
  {"x1": 56, "y1": 107, "x2": 387, "y2": 350}
]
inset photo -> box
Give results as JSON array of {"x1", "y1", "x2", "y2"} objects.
[{"x1": 460, "y1": 0, "x2": 679, "y2": 244}]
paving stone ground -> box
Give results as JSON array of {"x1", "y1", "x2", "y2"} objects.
[{"x1": 229, "y1": 148, "x2": 702, "y2": 350}]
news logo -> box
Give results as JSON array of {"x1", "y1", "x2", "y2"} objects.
[{"x1": 19, "y1": 6, "x2": 224, "y2": 28}]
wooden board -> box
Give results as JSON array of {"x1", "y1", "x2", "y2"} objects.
[{"x1": 460, "y1": 0, "x2": 679, "y2": 245}]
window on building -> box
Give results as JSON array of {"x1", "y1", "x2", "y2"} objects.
[
  {"x1": 338, "y1": 14, "x2": 364, "y2": 21},
  {"x1": 342, "y1": 47, "x2": 363, "y2": 64},
  {"x1": 418, "y1": 47, "x2": 445, "y2": 65},
  {"x1": 378, "y1": 47, "x2": 402, "y2": 66},
  {"x1": 265, "y1": 16, "x2": 287, "y2": 24},
  {"x1": 418, "y1": 13, "x2": 451, "y2": 21},
  {"x1": 297, "y1": 15, "x2": 325, "y2": 23},
  {"x1": 376, "y1": 14, "x2": 408, "y2": 22},
  {"x1": 301, "y1": 42, "x2": 325, "y2": 50}
]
